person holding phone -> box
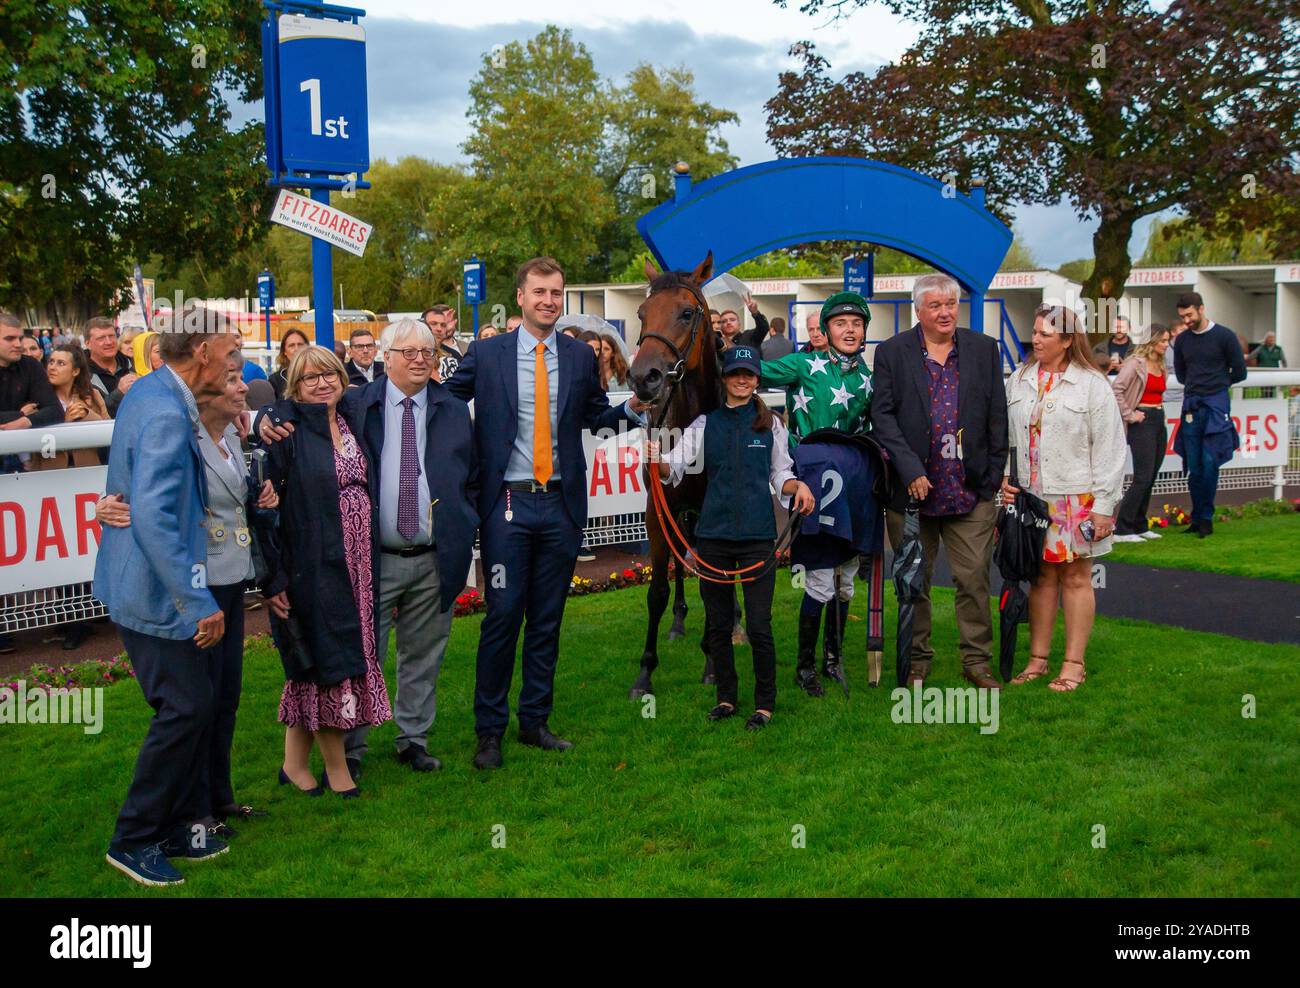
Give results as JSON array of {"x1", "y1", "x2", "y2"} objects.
[
  {"x1": 648, "y1": 345, "x2": 815, "y2": 729},
  {"x1": 1003, "y1": 305, "x2": 1127, "y2": 693},
  {"x1": 97, "y1": 356, "x2": 280, "y2": 834}
]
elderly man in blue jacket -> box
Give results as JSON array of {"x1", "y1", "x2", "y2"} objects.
[{"x1": 96, "y1": 309, "x2": 241, "y2": 887}]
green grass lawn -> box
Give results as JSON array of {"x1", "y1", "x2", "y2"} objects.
[
  {"x1": 1107, "y1": 513, "x2": 1300, "y2": 582},
  {"x1": 2, "y1": 580, "x2": 1297, "y2": 897}
]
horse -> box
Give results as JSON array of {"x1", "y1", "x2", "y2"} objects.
[{"x1": 626, "y1": 251, "x2": 721, "y2": 699}]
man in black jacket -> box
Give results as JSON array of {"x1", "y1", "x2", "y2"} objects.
[
  {"x1": 870, "y1": 273, "x2": 1008, "y2": 689},
  {"x1": 344, "y1": 327, "x2": 384, "y2": 387},
  {"x1": 84, "y1": 316, "x2": 136, "y2": 416}
]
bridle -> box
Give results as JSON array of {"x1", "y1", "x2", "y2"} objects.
[{"x1": 637, "y1": 280, "x2": 710, "y2": 431}]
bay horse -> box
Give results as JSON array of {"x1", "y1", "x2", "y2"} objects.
[{"x1": 627, "y1": 252, "x2": 720, "y2": 699}]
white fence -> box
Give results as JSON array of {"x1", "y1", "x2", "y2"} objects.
[{"x1": 2, "y1": 372, "x2": 1297, "y2": 633}]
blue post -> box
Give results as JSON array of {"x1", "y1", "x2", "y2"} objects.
[
  {"x1": 310, "y1": 186, "x2": 334, "y2": 350},
  {"x1": 472, "y1": 303, "x2": 480, "y2": 337},
  {"x1": 673, "y1": 162, "x2": 692, "y2": 202}
]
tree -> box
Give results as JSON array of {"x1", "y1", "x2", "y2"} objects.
[
  {"x1": 459, "y1": 27, "x2": 613, "y2": 312},
  {"x1": 767, "y1": 0, "x2": 1299, "y2": 327},
  {"x1": 0, "y1": 0, "x2": 267, "y2": 327},
  {"x1": 598, "y1": 64, "x2": 738, "y2": 277},
  {"x1": 1137, "y1": 216, "x2": 1281, "y2": 267}
]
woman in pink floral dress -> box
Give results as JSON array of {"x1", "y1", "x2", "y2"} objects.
[
  {"x1": 1002, "y1": 305, "x2": 1128, "y2": 692},
  {"x1": 264, "y1": 346, "x2": 391, "y2": 798}
]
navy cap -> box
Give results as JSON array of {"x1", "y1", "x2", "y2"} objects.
[{"x1": 721, "y1": 344, "x2": 761, "y2": 376}]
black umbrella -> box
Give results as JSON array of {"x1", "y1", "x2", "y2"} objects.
[
  {"x1": 891, "y1": 498, "x2": 927, "y2": 687},
  {"x1": 993, "y1": 450, "x2": 1051, "y2": 681}
]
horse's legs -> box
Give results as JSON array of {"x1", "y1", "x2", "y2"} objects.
[
  {"x1": 631, "y1": 521, "x2": 669, "y2": 699},
  {"x1": 668, "y1": 560, "x2": 688, "y2": 638}
]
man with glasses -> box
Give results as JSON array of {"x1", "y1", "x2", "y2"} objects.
[
  {"x1": 446, "y1": 257, "x2": 648, "y2": 770},
  {"x1": 258, "y1": 318, "x2": 477, "y2": 777},
  {"x1": 344, "y1": 328, "x2": 384, "y2": 387}
]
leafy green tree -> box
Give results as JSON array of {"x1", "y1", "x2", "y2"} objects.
[
  {"x1": 0, "y1": 0, "x2": 266, "y2": 327},
  {"x1": 599, "y1": 64, "x2": 738, "y2": 277},
  {"x1": 459, "y1": 26, "x2": 613, "y2": 312},
  {"x1": 1137, "y1": 215, "x2": 1278, "y2": 267},
  {"x1": 767, "y1": 0, "x2": 1299, "y2": 319}
]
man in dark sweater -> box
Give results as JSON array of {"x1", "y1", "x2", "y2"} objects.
[
  {"x1": 0, "y1": 312, "x2": 63, "y2": 437},
  {"x1": 84, "y1": 316, "x2": 136, "y2": 417},
  {"x1": 1172, "y1": 291, "x2": 1247, "y2": 537}
]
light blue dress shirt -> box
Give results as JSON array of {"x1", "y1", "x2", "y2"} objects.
[
  {"x1": 379, "y1": 379, "x2": 433, "y2": 548},
  {"x1": 505, "y1": 329, "x2": 562, "y2": 483},
  {"x1": 164, "y1": 364, "x2": 199, "y2": 425}
]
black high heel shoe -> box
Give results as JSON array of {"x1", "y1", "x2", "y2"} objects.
[
  {"x1": 320, "y1": 767, "x2": 360, "y2": 800},
  {"x1": 278, "y1": 766, "x2": 323, "y2": 797}
]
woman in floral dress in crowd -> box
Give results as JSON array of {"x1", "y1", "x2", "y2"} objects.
[
  {"x1": 1002, "y1": 305, "x2": 1127, "y2": 693},
  {"x1": 264, "y1": 345, "x2": 391, "y2": 798}
]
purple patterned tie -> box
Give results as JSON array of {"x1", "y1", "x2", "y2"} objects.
[{"x1": 397, "y1": 397, "x2": 419, "y2": 541}]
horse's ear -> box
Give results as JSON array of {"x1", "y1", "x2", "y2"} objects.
[
  {"x1": 690, "y1": 251, "x2": 714, "y2": 285},
  {"x1": 644, "y1": 255, "x2": 661, "y2": 282}
]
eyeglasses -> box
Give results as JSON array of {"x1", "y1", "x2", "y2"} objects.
[
  {"x1": 389, "y1": 347, "x2": 434, "y2": 362},
  {"x1": 300, "y1": 370, "x2": 341, "y2": 387},
  {"x1": 351, "y1": 342, "x2": 376, "y2": 350}
]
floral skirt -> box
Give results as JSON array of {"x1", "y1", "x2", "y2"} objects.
[{"x1": 1040, "y1": 492, "x2": 1111, "y2": 563}]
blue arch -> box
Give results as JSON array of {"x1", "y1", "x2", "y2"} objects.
[{"x1": 636, "y1": 156, "x2": 1012, "y2": 295}]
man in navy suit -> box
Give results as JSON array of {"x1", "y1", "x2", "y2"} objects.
[
  {"x1": 447, "y1": 257, "x2": 647, "y2": 769},
  {"x1": 96, "y1": 308, "x2": 241, "y2": 887}
]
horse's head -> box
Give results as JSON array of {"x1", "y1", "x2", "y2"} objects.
[{"x1": 629, "y1": 252, "x2": 715, "y2": 409}]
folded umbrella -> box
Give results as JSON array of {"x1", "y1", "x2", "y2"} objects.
[
  {"x1": 891, "y1": 499, "x2": 927, "y2": 688},
  {"x1": 993, "y1": 451, "x2": 1051, "y2": 680}
]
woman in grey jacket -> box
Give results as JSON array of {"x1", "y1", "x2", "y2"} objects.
[{"x1": 1002, "y1": 305, "x2": 1127, "y2": 693}]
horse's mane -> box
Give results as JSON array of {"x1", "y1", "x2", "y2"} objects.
[{"x1": 646, "y1": 270, "x2": 702, "y2": 295}]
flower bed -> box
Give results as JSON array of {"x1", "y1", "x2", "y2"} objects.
[
  {"x1": 1149, "y1": 498, "x2": 1296, "y2": 531},
  {"x1": 1, "y1": 653, "x2": 134, "y2": 694}
]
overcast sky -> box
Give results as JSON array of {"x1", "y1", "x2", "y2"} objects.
[{"x1": 263, "y1": 0, "x2": 1162, "y2": 268}]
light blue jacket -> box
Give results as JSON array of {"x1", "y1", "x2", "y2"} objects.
[{"x1": 93, "y1": 368, "x2": 217, "y2": 639}]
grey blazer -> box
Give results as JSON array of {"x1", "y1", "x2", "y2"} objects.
[{"x1": 199, "y1": 423, "x2": 256, "y2": 588}]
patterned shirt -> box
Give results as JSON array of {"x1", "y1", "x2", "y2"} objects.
[
  {"x1": 919, "y1": 328, "x2": 975, "y2": 517},
  {"x1": 760, "y1": 348, "x2": 872, "y2": 450}
]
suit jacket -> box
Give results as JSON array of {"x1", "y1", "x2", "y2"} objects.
[
  {"x1": 197, "y1": 424, "x2": 256, "y2": 588},
  {"x1": 870, "y1": 325, "x2": 1008, "y2": 512},
  {"x1": 338, "y1": 378, "x2": 479, "y2": 612},
  {"x1": 345, "y1": 358, "x2": 384, "y2": 388},
  {"x1": 93, "y1": 367, "x2": 216, "y2": 639},
  {"x1": 446, "y1": 329, "x2": 639, "y2": 529}
]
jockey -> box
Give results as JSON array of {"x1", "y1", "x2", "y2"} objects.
[{"x1": 761, "y1": 292, "x2": 875, "y2": 697}]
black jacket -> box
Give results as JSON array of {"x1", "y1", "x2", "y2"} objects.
[
  {"x1": 0, "y1": 355, "x2": 63, "y2": 428},
  {"x1": 870, "y1": 325, "x2": 1008, "y2": 512},
  {"x1": 714, "y1": 310, "x2": 768, "y2": 352},
  {"x1": 265, "y1": 401, "x2": 375, "y2": 686},
  {"x1": 345, "y1": 358, "x2": 384, "y2": 388}
]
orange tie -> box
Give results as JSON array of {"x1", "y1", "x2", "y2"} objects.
[{"x1": 533, "y1": 344, "x2": 553, "y2": 486}]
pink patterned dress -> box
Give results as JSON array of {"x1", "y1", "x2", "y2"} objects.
[
  {"x1": 1027, "y1": 368, "x2": 1109, "y2": 563},
  {"x1": 278, "y1": 416, "x2": 392, "y2": 731}
]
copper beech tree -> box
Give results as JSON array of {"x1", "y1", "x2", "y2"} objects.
[{"x1": 767, "y1": 0, "x2": 1299, "y2": 316}]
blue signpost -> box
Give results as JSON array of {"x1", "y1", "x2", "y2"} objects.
[
  {"x1": 261, "y1": 1, "x2": 371, "y2": 350},
  {"x1": 463, "y1": 257, "x2": 485, "y2": 337},
  {"x1": 843, "y1": 255, "x2": 875, "y2": 298},
  {"x1": 257, "y1": 269, "x2": 276, "y2": 348}
]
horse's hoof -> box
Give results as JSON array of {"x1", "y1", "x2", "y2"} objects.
[
  {"x1": 667, "y1": 626, "x2": 685, "y2": 641},
  {"x1": 701, "y1": 674, "x2": 716, "y2": 685},
  {"x1": 629, "y1": 687, "x2": 652, "y2": 701}
]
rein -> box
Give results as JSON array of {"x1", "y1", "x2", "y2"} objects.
[{"x1": 640, "y1": 278, "x2": 798, "y2": 585}]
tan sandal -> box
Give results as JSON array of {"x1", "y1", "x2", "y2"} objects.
[
  {"x1": 1011, "y1": 655, "x2": 1051, "y2": 685},
  {"x1": 1048, "y1": 659, "x2": 1086, "y2": 692}
]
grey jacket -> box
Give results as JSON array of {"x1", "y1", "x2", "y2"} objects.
[{"x1": 199, "y1": 423, "x2": 256, "y2": 588}]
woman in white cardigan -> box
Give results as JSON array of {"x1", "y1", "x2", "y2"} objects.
[{"x1": 1002, "y1": 305, "x2": 1128, "y2": 692}]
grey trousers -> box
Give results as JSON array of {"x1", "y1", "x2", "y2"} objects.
[{"x1": 346, "y1": 549, "x2": 453, "y2": 761}]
